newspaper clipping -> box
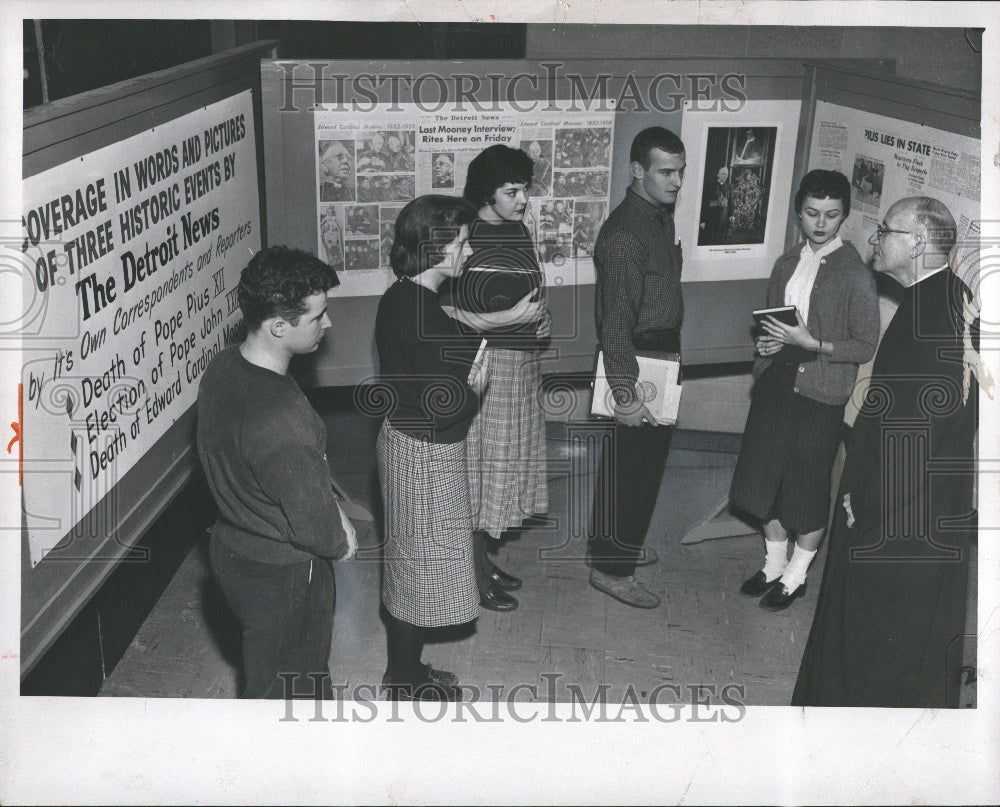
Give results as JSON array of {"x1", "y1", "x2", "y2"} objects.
[
  {"x1": 315, "y1": 104, "x2": 615, "y2": 296},
  {"x1": 808, "y1": 100, "x2": 981, "y2": 283}
]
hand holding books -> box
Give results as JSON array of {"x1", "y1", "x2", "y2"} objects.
[
  {"x1": 591, "y1": 353, "x2": 682, "y2": 427},
  {"x1": 614, "y1": 399, "x2": 660, "y2": 428},
  {"x1": 752, "y1": 305, "x2": 822, "y2": 364},
  {"x1": 442, "y1": 288, "x2": 544, "y2": 331}
]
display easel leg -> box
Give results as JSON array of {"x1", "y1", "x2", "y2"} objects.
[{"x1": 680, "y1": 495, "x2": 759, "y2": 544}]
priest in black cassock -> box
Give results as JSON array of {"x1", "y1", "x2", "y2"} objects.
[{"x1": 793, "y1": 196, "x2": 979, "y2": 708}]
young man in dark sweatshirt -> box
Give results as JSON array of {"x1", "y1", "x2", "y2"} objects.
[{"x1": 197, "y1": 246, "x2": 357, "y2": 699}]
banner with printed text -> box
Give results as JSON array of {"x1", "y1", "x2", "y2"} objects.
[
  {"x1": 20, "y1": 91, "x2": 260, "y2": 565},
  {"x1": 314, "y1": 103, "x2": 615, "y2": 296}
]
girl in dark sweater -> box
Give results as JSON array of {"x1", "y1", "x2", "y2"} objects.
[{"x1": 375, "y1": 195, "x2": 542, "y2": 701}]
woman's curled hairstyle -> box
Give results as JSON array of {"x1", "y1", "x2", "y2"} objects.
[
  {"x1": 462, "y1": 144, "x2": 534, "y2": 208},
  {"x1": 390, "y1": 194, "x2": 479, "y2": 278},
  {"x1": 795, "y1": 169, "x2": 852, "y2": 217}
]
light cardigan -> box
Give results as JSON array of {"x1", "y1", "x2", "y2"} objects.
[{"x1": 754, "y1": 240, "x2": 880, "y2": 406}]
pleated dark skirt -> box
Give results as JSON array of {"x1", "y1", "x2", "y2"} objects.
[{"x1": 729, "y1": 363, "x2": 845, "y2": 533}]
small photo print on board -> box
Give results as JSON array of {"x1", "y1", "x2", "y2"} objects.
[
  {"x1": 431, "y1": 152, "x2": 455, "y2": 189},
  {"x1": 554, "y1": 127, "x2": 612, "y2": 169},
  {"x1": 319, "y1": 204, "x2": 344, "y2": 271},
  {"x1": 345, "y1": 204, "x2": 379, "y2": 237},
  {"x1": 318, "y1": 139, "x2": 356, "y2": 203},
  {"x1": 344, "y1": 238, "x2": 381, "y2": 271},
  {"x1": 519, "y1": 139, "x2": 553, "y2": 197},
  {"x1": 851, "y1": 154, "x2": 885, "y2": 210}
]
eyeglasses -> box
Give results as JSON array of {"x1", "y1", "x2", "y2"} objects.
[{"x1": 872, "y1": 223, "x2": 913, "y2": 240}]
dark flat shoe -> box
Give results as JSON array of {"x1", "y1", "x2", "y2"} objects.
[
  {"x1": 759, "y1": 581, "x2": 806, "y2": 612},
  {"x1": 383, "y1": 664, "x2": 458, "y2": 689},
  {"x1": 480, "y1": 582, "x2": 518, "y2": 612},
  {"x1": 740, "y1": 570, "x2": 782, "y2": 598},
  {"x1": 381, "y1": 678, "x2": 462, "y2": 702},
  {"x1": 421, "y1": 663, "x2": 458, "y2": 687},
  {"x1": 489, "y1": 566, "x2": 522, "y2": 591}
]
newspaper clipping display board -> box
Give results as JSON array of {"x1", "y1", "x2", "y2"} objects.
[
  {"x1": 314, "y1": 103, "x2": 616, "y2": 297},
  {"x1": 807, "y1": 100, "x2": 981, "y2": 283},
  {"x1": 20, "y1": 91, "x2": 261, "y2": 565}
]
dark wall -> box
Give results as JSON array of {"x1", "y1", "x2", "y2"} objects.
[
  {"x1": 23, "y1": 19, "x2": 214, "y2": 107},
  {"x1": 259, "y1": 20, "x2": 526, "y2": 60},
  {"x1": 24, "y1": 20, "x2": 527, "y2": 108}
]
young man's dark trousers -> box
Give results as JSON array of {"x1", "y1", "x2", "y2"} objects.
[
  {"x1": 588, "y1": 420, "x2": 673, "y2": 577},
  {"x1": 210, "y1": 535, "x2": 335, "y2": 699},
  {"x1": 588, "y1": 329, "x2": 678, "y2": 578}
]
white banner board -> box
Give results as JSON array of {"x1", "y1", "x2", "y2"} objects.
[{"x1": 20, "y1": 91, "x2": 261, "y2": 565}]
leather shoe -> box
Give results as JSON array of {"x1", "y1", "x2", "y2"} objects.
[
  {"x1": 759, "y1": 581, "x2": 806, "y2": 611},
  {"x1": 420, "y1": 663, "x2": 458, "y2": 687},
  {"x1": 740, "y1": 570, "x2": 782, "y2": 597},
  {"x1": 381, "y1": 677, "x2": 462, "y2": 702},
  {"x1": 489, "y1": 566, "x2": 522, "y2": 591},
  {"x1": 480, "y1": 582, "x2": 518, "y2": 612},
  {"x1": 382, "y1": 663, "x2": 458, "y2": 690},
  {"x1": 589, "y1": 569, "x2": 660, "y2": 609}
]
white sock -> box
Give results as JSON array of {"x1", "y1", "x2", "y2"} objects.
[
  {"x1": 780, "y1": 545, "x2": 817, "y2": 589},
  {"x1": 761, "y1": 540, "x2": 788, "y2": 581}
]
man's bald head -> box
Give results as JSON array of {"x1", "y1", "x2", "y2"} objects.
[{"x1": 871, "y1": 196, "x2": 956, "y2": 287}]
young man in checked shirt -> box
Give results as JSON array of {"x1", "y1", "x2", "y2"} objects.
[{"x1": 587, "y1": 127, "x2": 686, "y2": 609}]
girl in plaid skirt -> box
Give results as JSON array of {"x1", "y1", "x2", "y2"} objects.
[
  {"x1": 444, "y1": 145, "x2": 551, "y2": 612},
  {"x1": 375, "y1": 195, "x2": 544, "y2": 700}
]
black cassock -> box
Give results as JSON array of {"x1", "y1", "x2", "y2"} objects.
[{"x1": 793, "y1": 268, "x2": 978, "y2": 708}]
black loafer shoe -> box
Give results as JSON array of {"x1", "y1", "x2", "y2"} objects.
[
  {"x1": 480, "y1": 582, "x2": 518, "y2": 612},
  {"x1": 382, "y1": 664, "x2": 459, "y2": 689},
  {"x1": 489, "y1": 566, "x2": 522, "y2": 591},
  {"x1": 421, "y1": 663, "x2": 458, "y2": 687},
  {"x1": 759, "y1": 581, "x2": 806, "y2": 611},
  {"x1": 382, "y1": 677, "x2": 462, "y2": 702},
  {"x1": 740, "y1": 570, "x2": 782, "y2": 597}
]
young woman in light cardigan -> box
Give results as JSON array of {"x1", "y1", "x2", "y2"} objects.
[{"x1": 729, "y1": 170, "x2": 879, "y2": 611}]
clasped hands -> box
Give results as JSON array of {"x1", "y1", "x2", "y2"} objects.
[{"x1": 442, "y1": 288, "x2": 549, "y2": 338}]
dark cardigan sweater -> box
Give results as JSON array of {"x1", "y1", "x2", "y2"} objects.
[{"x1": 754, "y1": 240, "x2": 879, "y2": 406}]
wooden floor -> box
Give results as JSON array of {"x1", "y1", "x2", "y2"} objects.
[{"x1": 100, "y1": 411, "x2": 978, "y2": 706}]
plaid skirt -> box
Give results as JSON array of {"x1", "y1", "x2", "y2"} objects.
[
  {"x1": 467, "y1": 348, "x2": 549, "y2": 538},
  {"x1": 377, "y1": 421, "x2": 479, "y2": 628}
]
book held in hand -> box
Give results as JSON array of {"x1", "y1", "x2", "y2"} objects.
[
  {"x1": 591, "y1": 352, "x2": 682, "y2": 425},
  {"x1": 449, "y1": 266, "x2": 539, "y2": 313},
  {"x1": 751, "y1": 305, "x2": 816, "y2": 364},
  {"x1": 752, "y1": 305, "x2": 798, "y2": 328}
]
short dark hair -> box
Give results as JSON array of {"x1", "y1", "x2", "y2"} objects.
[
  {"x1": 629, "y1": 127, "x2": 685, "y2": 170},
  {"x1": 238, "y1": 246, "x2": 339, "y2": 330},
  {"x1": 390, "y1": 195, "x2": 479, "y2": 278},
  {"x1": 795, "y1": 169, "x2": 852, "y2": 217},
  {"x1": 463, "y1": 145, "x2": 534, "y2": 207}
]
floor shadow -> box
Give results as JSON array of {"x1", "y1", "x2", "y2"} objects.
[{"x1": 195, "y1": 537, "x2": 243, "y2": 678}]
